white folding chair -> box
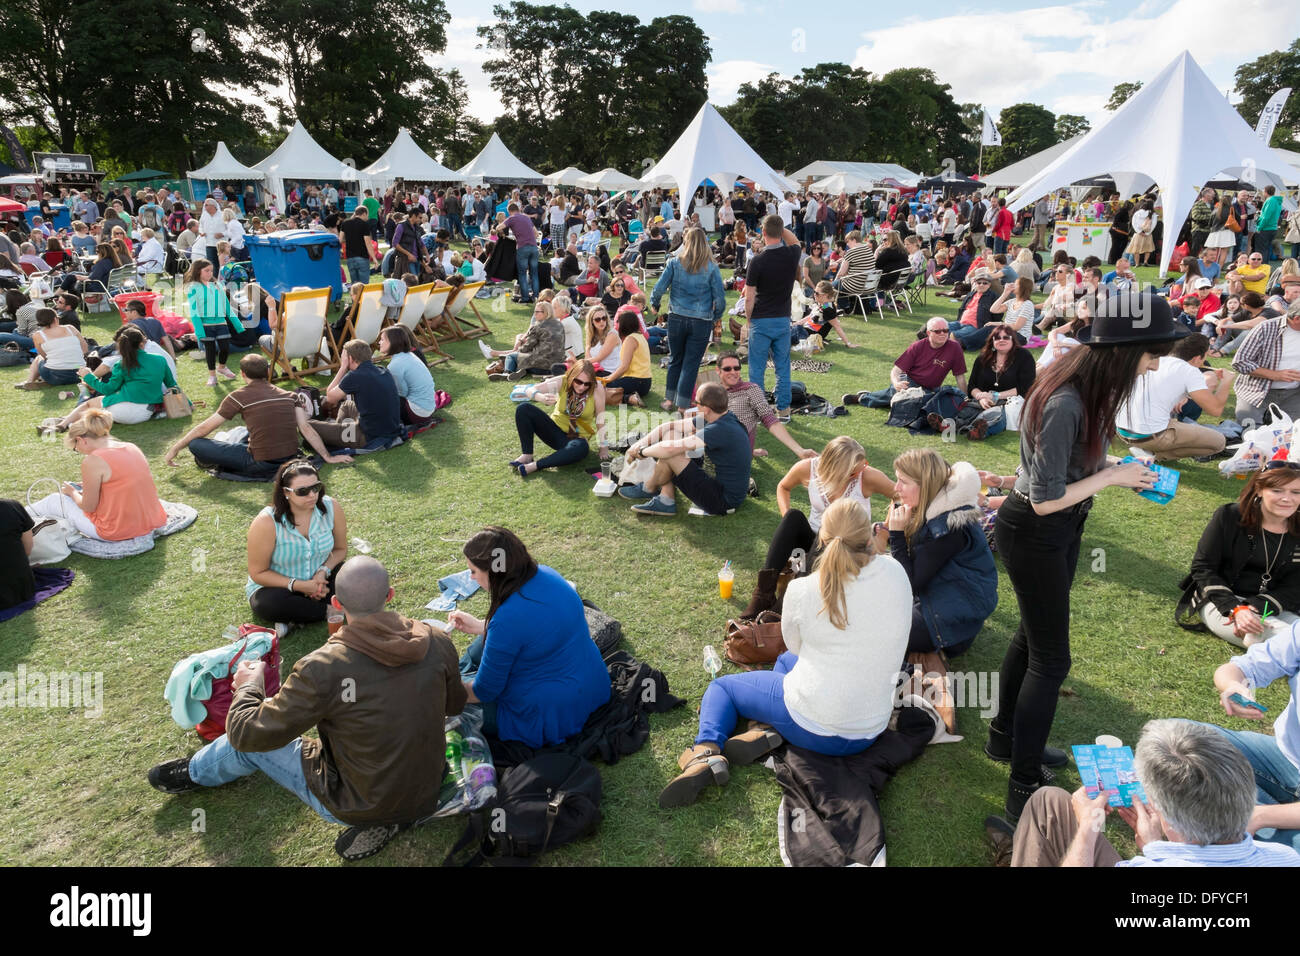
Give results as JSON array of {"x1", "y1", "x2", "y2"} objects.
[
  {"x1": 839, "y1": 269, "x2": 882, "y2": 319},
  {"x1": 638, "y1": 250, "x2": 668, "y2": 287},
  {"x1": 338, "y1": 282, "x2": 386, "y2": 347},
  {"x1": 266, "y1": 287, "x2": 337, "y2": 384}
]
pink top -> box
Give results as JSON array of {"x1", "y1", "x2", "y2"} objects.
[{"x1": 87, "y1": 443, "x2": 167, "y2": 541}]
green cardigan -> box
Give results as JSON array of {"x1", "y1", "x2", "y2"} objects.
[
  {"x1": 82, "y1": 351, "x2": 178, "y2": 407},
  {"x1": 187, "y1": 281, "x2": 245, "y2": 340}
]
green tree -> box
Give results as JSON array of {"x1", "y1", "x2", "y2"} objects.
[
  {"x1": 1233, "y1": 39, "x2": 1300, "y2": 149},
  {"x1": 250, "y1": 0, "x2": 461, "y2": 166},
  {"x1": 719, "y1": 74, "x2": 798, "y2": 170},
  {"x1": 984, "y1": 102, "x2": 1056, "y2": 169},
  {"x1": 1054, "y1": 114, "x2": 1090, "y2": 141},
  {"x1": 875, "y1": 68, "x2": 977, "y2": 174},
  {"x1": 1106, "y1": 81, "x2": 1143, "y2": 111}
]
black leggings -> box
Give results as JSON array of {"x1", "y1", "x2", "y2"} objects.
[
  {"x1": 249, "y1": 567, "x2": 338, "y2": 625},
  {"x1": 515, "y1": 402, "x2": 590, "y2": 470},
  {"x1": 993, "y1": 493, "x2": 1088, "y2": 784},
  {"x1": 202, "y1": 337, "x2": 230, "y2": 370},
  {"x1": 763, "y1": 509, "x2": 818, "y2": 572}
]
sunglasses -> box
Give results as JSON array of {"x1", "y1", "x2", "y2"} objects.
[
  {"x1": 572, "y1": 378, "x2": 593, "y2": 389},
  {"x1": 990, "y1": 333, "x2": 1014, "y2": 341},
  {"x1": 720, "y1": 364, "x2": 741, "y2": 372},
  {"x1": 1265, "y1": 461, "x2": 1300, "y2": 471},
  {"x1": 287, "y1": 481, "x2": 323, "y2": 497},
  {"x1": 928, "y1": 328, "x2": 949, "y2": 334}
]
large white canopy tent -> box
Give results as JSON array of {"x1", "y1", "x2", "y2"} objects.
[
  {"x1": 575, "y1": 168, "x2": 645, "y2": 192},
  {"x1": 1005, "y1": 51, "x2": 1300, "y2": 277},
  {"x1": 254, "y1": 120, "x2": 357, "y2": 209},
  {"x1": 808, "y1": 171, "x2": 881, "y2": 195},
  {"x1": 188, "y1": 142, "x2": 265, "y2": 183},
  {"x1": 456, "y1": 133, "x2": 544, "y2": 186},
  {"x1": 543, "y1": 166, "x2": 589, "y2": 187},
  {"x1": 788, "y1": 159, "x2": 918, "y2": 187},
  {"x1": 640, "y1": 102, "x2": 797, "y2": 208},
  {"x1": 360, "y1": 127, "x2": 460, "y2": 194}
]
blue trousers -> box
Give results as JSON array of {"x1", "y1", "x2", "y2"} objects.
[
  {"x1": 456, "y1": 635, "x2": 499, "y2": 735},
  {"x1": 950, "y1": 321, "x2": 993, "y2": 351},
  {"x1": 696, "y1": 652, "x2": 876, "y2": 756},
  {"x1": 0, "y1": 332, "x2": 34, "y2": 350},
  {"x1": 188, "y1": 735, "x2": 344, "y2": 824},
  {"x1": 664, "y1": 313, "x2": 713, "y2": 408},
  {"x1": 748, "y1": 315, "x2": 792, "y2": 410},
  {"x1": 1202, "y1": 722, "x2": 1300, "y2": 852},
  {"x1": 515, "y1": 244, "x2": 540, "y2": 301}
]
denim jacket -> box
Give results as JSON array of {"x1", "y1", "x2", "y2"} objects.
[{"x1": 651, "y1": 257, "x2": 726, "y2": 322}]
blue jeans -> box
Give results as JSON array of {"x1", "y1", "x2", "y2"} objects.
[
  {"x1": 515, "y1": 244, "x2": 540, "y2": 301},
  {"x1": 188, "y1": 735, "x2": 344, "y2": 825},
  {"x1": 748, "y1": 315, "x2": 793, "y2": 410},
  {"x1": 0, "y1": 332, "x2": 34, "y2": 350},
  {"x1": 515, "y1": 402, "x2": 589, "y2": 469},
  {"x1": 696, "y1": 652, "x2": 877, "y2": 756},
  {"x1": 992, "y1": 236, "x2": 1009, "y2": 255},
  {"x1": 1203, "y1": 722, "x2": 1300, "y2": 851},
  {"x1": 189, "y1": 436, "x2": 286, "y2": 478},
  {"x1": 37, "y1": 363, "x2": 80, "y2": 385},
  {"x1": 446, "y1": 213, "x2": 462, "y2": 239},
  {"x1": 664, "y1": 313, "x2": 713, "y2": 408},
  {"x1": 457, "y1": 635, "x2": 499, "y2": 735},
  {"x1": 346, "y1": 257, "x2": 370, "y2": 283},
  {"x1": 950, "y1": 322, "x2": 992, "y2": 351}
]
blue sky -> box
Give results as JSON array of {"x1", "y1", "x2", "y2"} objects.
[{"x1": 435, "y1": 0, "x2": 1300, "y2": 128}]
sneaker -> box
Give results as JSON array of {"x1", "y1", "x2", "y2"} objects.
[
  {"x1": 631, "y1": 496, "x2": 677, "y2": 517},
  {"x1": 926, "y1": 412, "x2": 947, "y2": 433},
  {"x1": 842, "y1": 392, "x2": 861, "y2": 406},
  {"x1": 334, "y1": 823, "x2": 402, "y2": 862},
  {"x1": 274, "y1": 621, "x2": 296, "y2": 640},
  {"x1": 506, "y1": 369, "x2": 528, "y2": 381},
  {"x1": 617, "y1": 482, "x2": 655, "y2": 501},
  {"x1": 216, "y1": 367, "x2": 237, "y2": 380},
  {"x1": 148, "y1": 757, "x2": 201, "y2": 794},
  {"x1": 477, "y1": 339, "x2": 494, "y2": 360},
  {"x1": 207, "y1": 374, "x2": 217, "y2": 387},
  {"x1": 776, "y1": 409, "x2": 792, "y2": 424},
  {"x1": 487, "y1": 372, "x2": 511, "y2": 382}
]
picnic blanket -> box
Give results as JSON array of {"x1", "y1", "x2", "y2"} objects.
[
  {"x1": 0, "y1": 567, "x2": 75, "y2": 623},
  {"x1": 68, "y1": 500, "x2": 197, "y2": 558}
]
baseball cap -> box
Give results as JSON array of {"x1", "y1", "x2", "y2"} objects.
[{"x1": 1192, "y1": 277, "x2": 1213, "y2": 291}]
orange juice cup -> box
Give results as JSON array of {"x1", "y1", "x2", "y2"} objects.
[{"x1": 718, "y1": 569, "x2": 734, "y2": 600}]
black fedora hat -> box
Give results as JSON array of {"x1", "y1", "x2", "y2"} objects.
[{"x1": 1085, "y1": 291, "x2": 1189, "y2": 347}]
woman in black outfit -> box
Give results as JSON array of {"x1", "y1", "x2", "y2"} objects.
[
  {"x1": 1107, "y1": 199, "x2": 1132, "y2": 265},
  {"x1": 987, "y1": 292, "x2": 1185, "y2": 827},
  {"x1": 962, "y1": 325, "x2": 1036, "y2": 439}
]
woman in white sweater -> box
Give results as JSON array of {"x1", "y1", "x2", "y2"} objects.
[{"x1": 658, "y1": 498, "x2": 912, "y2": 807}]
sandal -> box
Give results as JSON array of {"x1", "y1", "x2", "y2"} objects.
[{"x1": 660, "y1": 400, "x2": 676, "y2": 412}]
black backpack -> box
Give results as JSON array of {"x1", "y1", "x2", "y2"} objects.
[{"x1": 443, "y1": 754, "x2": 602, "y2": 867}]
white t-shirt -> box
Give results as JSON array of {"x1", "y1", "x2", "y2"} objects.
[
  {"x1": 548, "y1": 204, "x2": 566, "y2": 226},
  {"x1": 805, "y1": 198, "x2": 819, "y2": 222},
  {"x1": 1116, "y1": 356, "x2": 1208, "y2": 434},
  {"x1": 778, "y1": 200, "x2": 796, "y2": 227},
  {"x1": 198, "y1": 209, "x2": 225, "y2": 245},
  {"x1": 560, "y1": 316, "x2": 583, "y2": 357},
  {"x1": 780, "y1": 556, "x2": 912, "y2": 739},
  {"x1": 1277, "y1": 326, "x2": 1300, "y2": 390}
]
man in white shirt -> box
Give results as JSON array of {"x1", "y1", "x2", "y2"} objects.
[
  {"x1": 804, "y1": 194, "x2": 821, "y2": 247},
  {"x1": 198, "y1": 198, "x2": 225, "y2": 265},
  {"x1": 1115, "y1": 332, "x2": 1234, "y2": 460},
  {"x1": 778, "y1": 193, "x2": 796, "y2": 229}
]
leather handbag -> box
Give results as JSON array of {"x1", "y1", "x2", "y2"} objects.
[
  {"x1": 26, "y1": 478, "x2": 79, "y2": 565},
  {"x1": 162, "y1": 387, "x2": 193, "y2": 419},
  {"x1": 723, "y1": 610, "x2": 786, "y2": 668},
  {"x1": 905, "y1": 650, "x2": 957, "y2": 735},
  {"x1": 195, "y1": 625, "x2": 283, "y2": 741}
]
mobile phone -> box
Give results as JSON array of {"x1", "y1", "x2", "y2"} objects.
[{"x1": 1229, "y1": 693, "x2": 1268, "y2": 713}]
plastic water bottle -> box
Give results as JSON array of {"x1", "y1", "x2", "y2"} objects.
[
  {"x1": 350, "y1": 537, "x2": 373, "y2": 555},
  {"x1": 445, "y1": 729, "x2": 465, "y2": 785},
  {"x1": 703, "y1": 645, "x2": 722, "y2": 678},
  {"x1": 460, "y1": 734, "x2": 498, "y2": 809}
]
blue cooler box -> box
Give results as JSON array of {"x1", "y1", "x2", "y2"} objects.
[{"x1": 245, "y1": 229, "x2": 342, "y2": 302}]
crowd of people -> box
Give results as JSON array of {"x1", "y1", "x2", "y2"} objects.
[{"x1": 6, "y1": 170, "x2": 1300, "y2": 870}]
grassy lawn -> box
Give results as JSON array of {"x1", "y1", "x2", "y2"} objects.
[{"x1": 0, "y1": 249, "x2": 1279, "y2": 867}]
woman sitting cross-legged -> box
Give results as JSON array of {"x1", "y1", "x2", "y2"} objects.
[
  {"x1": 659, "y1": 498, "x2": 912, "y2": 807},
  {"x1": 42, "y1": 325, "x2": 176, "y2": 435},
  {"x1": 741, "y1": 436, "x2": 895, "y2": 618},
  {"x1": 28, "y1": 408, "x2": 167, "y2": 542},
  {"x1": 876, "y1": 449, "x2": 998, "y2": 658},
  {"x1": 245, "y1": 459, "x2": 348, "y2": 632},
  {"x1": 448, "y1": 526, "x2": 610, "y2": 747},
  {"x1": 599, "y1": 310, "x2": 651, "y2": 407},
  {"x1": 1184, "y1": 461, "x2": 1300, "y2": 647},
  {"x1": 15, "y1": 308, "x2": 87, "y2": 391},
  {"x1": 949, "y1": 323, "x2": 1037, "y2": 440},
  {"x1": 377, "y1": 325, "x2": 439, "y2": 428},
  {"x1": 510, "y1": 360, "x2": 610, "y2": 476}
]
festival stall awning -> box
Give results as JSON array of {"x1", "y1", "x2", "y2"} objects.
[
  {"x1": 253, "y1": 121, "x2": 357, "y2": 208},
  {"x1": 188, "y1": 142, "x2": 266, "y2": 181},
  {"x1": 456, "y1": 133, "x2": 544, "y2": 185},
  {"x1": 543, "y1": 166, "x2": 589, "y2": 187},
  {"x1": 575, "y1": 168, "x2": 645, "y2": 191},
  {"x1": 360, "y1": 128, "x2": 460, "y2": 191}
]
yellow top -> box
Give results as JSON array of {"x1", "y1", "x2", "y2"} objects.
[{"x1": 623, "y1": 333, "x2": 650, "y2": 379}]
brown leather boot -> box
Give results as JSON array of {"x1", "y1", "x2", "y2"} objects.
[
  {"x1": 724, "y1": 721, "x2": 784, "y2": 765},
  {"x1": 658, "y1": 743, "x2": 729, "y2": 809},
  {"x1": 739, "y1": 568, "x2": 781, "y2": 620}
]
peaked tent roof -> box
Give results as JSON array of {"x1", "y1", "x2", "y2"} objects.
[
  {"x1": 641, "y1": 103, "x2": 795, "y2": 203},
  {"x1": 576, "y1": 168, "x2": 645, "y2": 191},
  {"x1": 361, "y1": 128, "x2": 459, "y2": 186},
  {"x1": 254, "y1": 120, "x2": 356, "y2": 205},
  {"x1": 982, "y1": 136, "x2": 1084, "y2": 189},
  {"x1": 456, "y1": 132, "x2": 543, "y2": 184},
  {"x1": 188, "y1": 142, "x2": 265, "y2": 181},
  {"x1": 788, "y1": 160, "x2": 918, "y2": 187},
  {"x1": 1005, "y1": 51, "x2": 1300, "y2": 277},
  {"x1": 543, "y1": 166, "x2": 589, "y2": 187},
  {"x1": 808, "y1": 171, "x2": 880, "y2": 195}
]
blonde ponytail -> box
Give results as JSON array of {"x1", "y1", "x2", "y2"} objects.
[{"x1": 813, "y1": 499, "x2": 874, "y2": 630}]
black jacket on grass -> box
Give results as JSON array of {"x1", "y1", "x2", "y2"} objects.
[{"x1": 1185, "y1": 503, "x2": 1300, "y2": 616}]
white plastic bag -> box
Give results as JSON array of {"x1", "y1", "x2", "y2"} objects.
[
  {"x1": 1222, "y1": 403, "x2": 1294, "y2": 477},
  {"x1": 1003, "y1": 395, "x2": 1025, "y2": 431}
]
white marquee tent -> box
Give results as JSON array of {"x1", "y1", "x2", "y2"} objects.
[
  {"x1": 981, "y1": 136, "x2": 1084, "y2": 190},
  {"x1": 456, "y1": 133, "x2": 543, "y2": 185},
  {"x1": 543, "y1": 166, "x2": 589, "y2": 187},
  {"x1": 188, "y1": 142, "x2": 265, "y2": 184},
  {"x1": 808, "y1": 171, "x2": 880, "y2": 195},
  {"x1": 254, "y1": 120, "x2": 357, "y2": 208},
  {"x1": 1005, "y1": 50, "x2": 1300, "y2": 276},
  {"x1": 788, "y1": 159, "x2": 918, "y2": 187},
  {"x1": 641, "y1": 103, "x2": 797, "y2": 206},
  {"x1": 361, "y1": 127, "x2": 459, "y2": 192},
  {"x1": 576, "y1": 168, "x2": 645, "y2": 191}
]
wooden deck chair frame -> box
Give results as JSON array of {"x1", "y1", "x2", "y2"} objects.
[
  {"x1": 418, "y1": 282, "x2": 458, "y2": 347},
  {"x1": 444, "y1": 280, "x2": 491, "y2": 338},
  {"x1": 266, "y1": 287, "x2": 338, "y2": 384},
  {"x1": 395, "y1": 282, "x2": 452, "y2": 365},
  {"x1": 336, "y1": 282, "x2": 387, "y2": 348}
]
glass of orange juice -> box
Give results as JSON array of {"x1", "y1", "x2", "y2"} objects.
[{"x1": 718, "y1": 567, "x2": 734, "y2": 600}]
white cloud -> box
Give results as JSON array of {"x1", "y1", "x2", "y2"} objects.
[
  {"x1": 707, "y1": 59, "x2": 782, "y2": 104},
  {"x1": 851, "y1": 0, "x2": 1300, "y2": 127},
  {"x1": 427, "y1": 15, "x2": 501, "y2": 121},
  {"x1": 695, "y1": 0, "x2": 745, "y2": 12}
]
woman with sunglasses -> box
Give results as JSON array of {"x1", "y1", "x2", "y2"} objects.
[
  {"x1": 583, "y1": 305, "x2": 619, "y2": 373},
  {"x1": 246, "y1": 460, "x2": 348, "y2": 631},
  {"x1": 1185, "y1": 459, "x2": 1300, "y2": 647},
  {"x1": 958, "y1": 322, "x2": 1036, "y2": 440},
  {"x1": 510, "y1": 361, "x2": 609, "y2": 477},
  {"x1": 986, "y1": 292, "x2": 1183, "y2": 828}
]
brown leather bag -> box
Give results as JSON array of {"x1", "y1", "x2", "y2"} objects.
[
  {"x1": 723, "y1": 610, "x2": 786, "y2": 668},
  {"x1": 904, "y1": 650, "x2": 957, "y2": 734}
]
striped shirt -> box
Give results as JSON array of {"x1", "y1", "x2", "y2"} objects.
[
  {"x1": 1116, "y1": 835, "x2": 1300, "y2": 867},
  {"x1": 838, "y1": 243, "x2": 877, "y2": 294},
  {"x1": 245, "y1": 497, "x2": 337, "y2": 599}
]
